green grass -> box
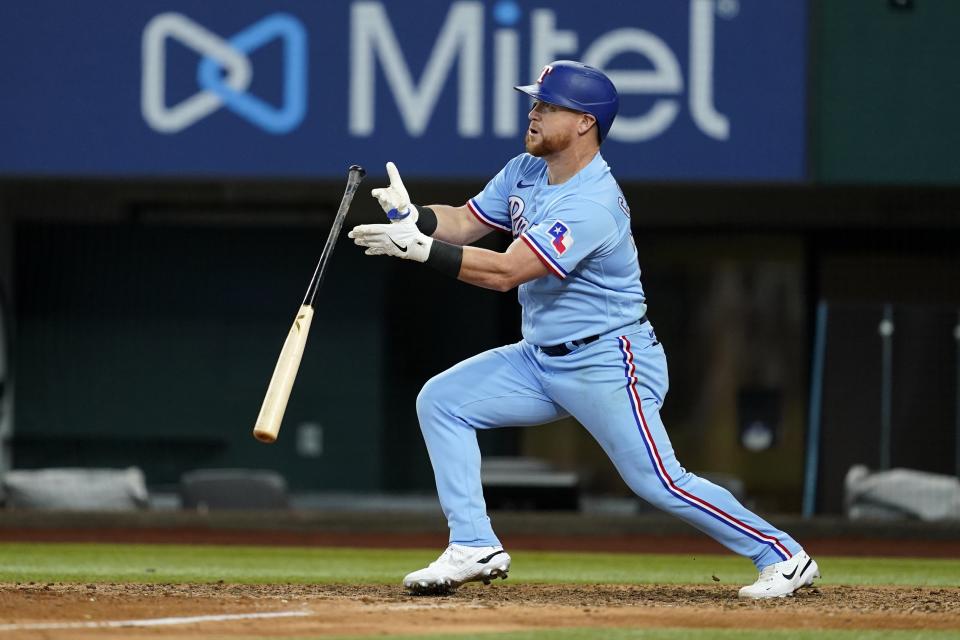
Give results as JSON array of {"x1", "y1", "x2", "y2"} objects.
[{"x1": 0, "y1": 543, "x2": 957, "y2": 587}]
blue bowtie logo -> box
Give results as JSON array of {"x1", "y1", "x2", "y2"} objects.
[{"x1": 142, "y1": 12, "x2": 307, "y2": 134}]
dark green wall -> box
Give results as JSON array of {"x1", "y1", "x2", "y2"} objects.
[
  {"x1": 0, "y1": 209, "x2": 11, "y2": 475},
  {"x1": 13, "y1": 221, "x2": 385, "y2": 490},
  {"x1": 814, "y1": 0, "x2": 960, "y2": 183}
]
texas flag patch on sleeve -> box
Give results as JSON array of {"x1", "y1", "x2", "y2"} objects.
[{"x1": 547, "y1": 220, "x2": 573, "y2": 256}]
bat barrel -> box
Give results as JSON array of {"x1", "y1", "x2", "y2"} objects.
[
  {"x1": 252, "y1": 305, "x2": 315, "y2": 444},
  {"x1": 253, "y1": 430, "x2": 277, "y2": 444}
]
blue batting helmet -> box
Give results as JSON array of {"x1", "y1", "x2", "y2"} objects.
[{"x1": 514, "y1": 60, "x2": 619, "y2": 142}]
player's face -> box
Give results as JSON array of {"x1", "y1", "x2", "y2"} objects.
[{"x1": 525, "y1": 100, "x2": 583, "y2": 157}]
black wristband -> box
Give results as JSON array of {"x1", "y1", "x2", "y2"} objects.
[
  {"x1": 413, "y1": 204, "x2": 439, "y2": 236},
  {"x1": 425, "y1": 239, "x2": 463, "y2": 279}
]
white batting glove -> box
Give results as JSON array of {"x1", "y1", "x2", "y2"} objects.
[
  {"x1": 371, "y1": 161, "x2": 418, "y2": 224},
  {"x1": 348, "y1": 220, "x2": 432, "y2": 262}
]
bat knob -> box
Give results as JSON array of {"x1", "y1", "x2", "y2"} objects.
[{"x1": 348, "y1": 164, "x2": 366, "y2": 178}]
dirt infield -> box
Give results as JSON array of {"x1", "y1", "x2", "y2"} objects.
[{"x1": 1, "y1": 582, "x2": 958, "y2": 639}]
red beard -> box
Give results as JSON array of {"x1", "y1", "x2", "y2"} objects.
[{"x1": 525, "y1": 127, "x2": 573, "y2": 157}]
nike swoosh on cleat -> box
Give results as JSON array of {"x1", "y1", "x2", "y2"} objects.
[
  {"x1": 477, "y1": 550, "x2": 507, "y2": 564},
  {"x1": 516, "y1": 180, "x2": 535, "y2": 188},
  {"x1": 389, "y1": 237, "x2": 407, "y2": 252},
  {"x1": 781, "y1": 565, "x2": 799, "y2": 580}
]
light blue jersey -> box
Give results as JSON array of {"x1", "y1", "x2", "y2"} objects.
[{"x1": 468, "y1": 152, "x2": 646, "y2": 346}]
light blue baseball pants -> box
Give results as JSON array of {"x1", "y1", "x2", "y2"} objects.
[{"x1": 415, "y1": 321, "x2": 800, "y2": 569}]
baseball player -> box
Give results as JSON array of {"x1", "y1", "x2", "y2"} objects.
[{"x1": 349, "y1": 60, "x2": 819, "y2": 599}]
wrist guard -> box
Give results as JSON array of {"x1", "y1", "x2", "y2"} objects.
[
  {"x1": 413, "y1": 205, "x2": 439, "y2": 236},
  {"x1": 425, "y1": 239, "x2": 463, "y2": 279}
]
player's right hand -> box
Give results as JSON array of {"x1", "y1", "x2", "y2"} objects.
[
  {"x1": 371, "y1": 162, "x2": 418, "y2": 224},
  {"x1": 349, "y1": 220, "x2": 431, "y2": 263}
]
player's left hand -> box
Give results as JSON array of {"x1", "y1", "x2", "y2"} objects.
[
  {"x1": 348, "y1": 220, "x2": 432, "y2": 262},
  {"x1": 371, "y1": 162, "x2": 418, "y2": 224}
]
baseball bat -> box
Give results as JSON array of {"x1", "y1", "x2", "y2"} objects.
[{"x1": 253, "y1": 164, "x2": 366, "y2": 443}]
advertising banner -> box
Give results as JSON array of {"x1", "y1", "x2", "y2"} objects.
[{"x1": 0, "y1": 1, "x2": 806, "y2": 180}]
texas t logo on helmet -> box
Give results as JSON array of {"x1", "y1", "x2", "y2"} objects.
[{"x1": 536, "y1": 65, "x2": 553, "y2": 84}]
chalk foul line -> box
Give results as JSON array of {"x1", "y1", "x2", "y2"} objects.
[{"x1": 0, "y1": 609, "x2": 310, "y2": 631}]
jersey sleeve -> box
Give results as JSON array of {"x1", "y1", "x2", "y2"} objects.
[
  {"x1": 519, "y1": 197, "x2": 619, "y2": 280},
  {"x1": 466, "y1": 160, "x2": 516, "y2": 234}
]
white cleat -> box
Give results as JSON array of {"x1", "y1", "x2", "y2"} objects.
[
  {"x1": 403, "y1": 544, "x2": 511, "y2": 595},
  {"x1": 738, "y1": 550, "x2": 820, "y2": 599}
]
